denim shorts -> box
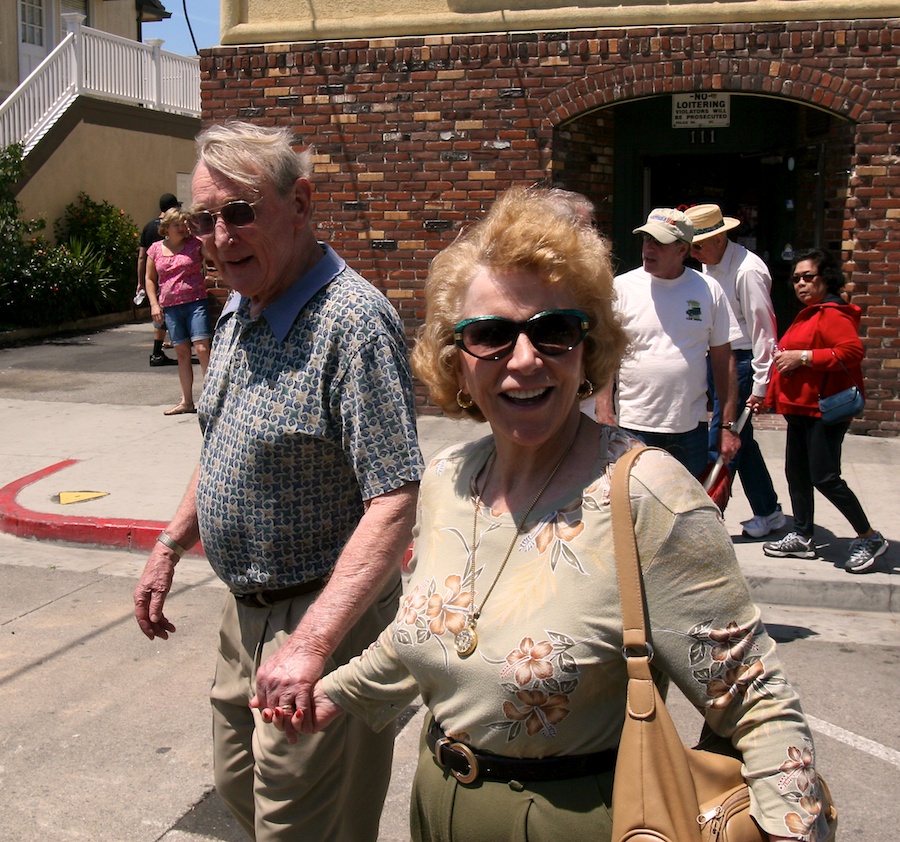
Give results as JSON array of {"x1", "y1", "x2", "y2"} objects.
[{"x1": 164, "y1": 297, "x2": 211, "y2": 346}]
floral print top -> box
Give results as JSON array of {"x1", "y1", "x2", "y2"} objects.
[{"x1": 323, "y1": 427, "x2": 829, "y2": 841}]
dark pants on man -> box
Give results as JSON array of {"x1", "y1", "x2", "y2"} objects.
[
  {"x1": 708, "y1": 350, "x2": 780, "y2": 517},
  {"x1": 621, "y1": 423, "x2": 708, "y2": 478}
]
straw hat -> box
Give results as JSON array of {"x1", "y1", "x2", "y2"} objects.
[{"x1": 684, "y1": 204, "x2": 740, "y2": 244}]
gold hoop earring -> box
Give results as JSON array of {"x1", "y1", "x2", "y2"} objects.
[
  {"x1": 576, "y1": 379, "x2": 594, "y2": 400},
  {"x1": 456, "y1": 390, "x2": 475, "y2": 409}
]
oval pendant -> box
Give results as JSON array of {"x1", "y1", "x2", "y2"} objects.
[{"x1": 454, "y1": 625, "x2": 478, "y2": 657}]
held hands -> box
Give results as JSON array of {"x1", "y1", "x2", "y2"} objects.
[
  {"x1": 250, "y1": 645, "x2": 344, "y2": 744},
  {"x1": 255, "y1": 679, "x2": 345, "y2": 743}
]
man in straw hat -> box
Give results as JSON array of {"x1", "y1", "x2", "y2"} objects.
[
  {"x1": 685, "y1": 203, "x2": 786, "y2": 539},
  {"x1": 596, "y1": 208, "x2": 742, "y2": 477}
]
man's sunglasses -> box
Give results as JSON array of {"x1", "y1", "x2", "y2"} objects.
[
  {"x1": 187, "y1": 199, "x2": 260, "y2": 236},
  {"x1": 454, "y1": 309, "x2": 590, "y2": 361}
]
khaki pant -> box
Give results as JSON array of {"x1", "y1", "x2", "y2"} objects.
[
  {"x1": 410, "y1": 727, "x2": 614, "y2": 842},
  {"x1": 210, "y1": 578, "x2": 401, "y2": 841}
]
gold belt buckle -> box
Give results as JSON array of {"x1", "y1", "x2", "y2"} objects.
[{"x1": 433, "y1": 737, "x2": 480, "y2": 784}]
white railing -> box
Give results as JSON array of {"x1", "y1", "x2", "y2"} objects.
[{"x1": 0, "y1": 14, "x2": 200, "y2": 155}]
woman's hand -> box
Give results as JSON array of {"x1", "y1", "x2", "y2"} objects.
[
  {"x1": 150, "y1": 304, "x2": 164, "y2": 324},
  {"x1": 773, "y1": 349, "x2": 805, "y2": 375}
]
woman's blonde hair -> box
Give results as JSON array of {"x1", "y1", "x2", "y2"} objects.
[
  {"x1": 411, "y1": 186, "x2": 628, "y2": 422},
  {"x1": 157, "y1": 207, "x2": 189, "y2": 237}
]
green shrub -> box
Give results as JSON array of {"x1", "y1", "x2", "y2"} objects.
[{"x1": 55, "y1": 192, "x2": 139, "y2": 312}]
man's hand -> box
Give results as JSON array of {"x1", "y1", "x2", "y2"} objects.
[
  {"x1": 258, "y1": 679, "x2": 346, "y2": 741},
  {"x1": 250, "y1": 645, "x2": 329, "y2": 744},
  {"x1": 718, "y1": 428, "x2": 741, "y2": 464},
  {"x1": 133, "y1": 549, "x2": 178, "y2": 640}
]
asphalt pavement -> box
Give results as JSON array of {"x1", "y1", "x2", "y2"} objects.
[{"x1": 1, "y1": 323, "x2": 898, "y2": 841}]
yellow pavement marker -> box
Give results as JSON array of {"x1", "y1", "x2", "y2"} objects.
[{"x1": 55, "y1": 491, "x2": 110, "y2": 505}]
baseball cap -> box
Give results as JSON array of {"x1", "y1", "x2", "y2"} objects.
[
  {"x1": 159, "y1": 193, "x2": 181, "y2": 212},
  {"x1": 633, "y1": 208, "x2": 693, "y2": 244}
]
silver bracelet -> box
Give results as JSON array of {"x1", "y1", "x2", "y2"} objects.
[{"x1": 157, "y1": 531, "x2": 187, "y2": 559}]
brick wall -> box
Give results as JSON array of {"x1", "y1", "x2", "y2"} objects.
[{"x1": 200, "y1": 19, "x2": 900, "y2": 433}]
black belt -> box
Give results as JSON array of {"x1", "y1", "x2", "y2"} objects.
[
  {"x1": 232, "y1": 578, "x2": 325, "y2": 608},
  {"x1": 426, "y1": 720, "x2": 617, "y2": 785}
]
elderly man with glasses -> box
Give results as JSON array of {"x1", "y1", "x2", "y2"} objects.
[
  {"x1": 595, "y1": 207, "x2": 742, "y2": 477},
  {"x1": 133, "y1": 122, "x2": 423, "y2": 841},
  {"x1": 685, "y1": 203, "x2": 785, "y2": 539}
]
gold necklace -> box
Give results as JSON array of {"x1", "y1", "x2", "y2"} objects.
[{"x1": 454, "y1": 436, "x2": 576, "y2": 657}]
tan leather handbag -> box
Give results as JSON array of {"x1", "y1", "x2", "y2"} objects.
[{"x1": 609, "y1": 446, "x2": 838, "y2": 842}]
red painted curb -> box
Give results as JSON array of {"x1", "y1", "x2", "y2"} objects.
[{"x1": 0, "y1": 459, "x2": 204, "y2": 556}]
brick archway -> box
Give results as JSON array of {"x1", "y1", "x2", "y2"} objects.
[{"x1": 542, "y1": 59, "x2": 870, "y2": 128}]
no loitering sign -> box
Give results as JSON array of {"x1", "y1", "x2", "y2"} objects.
[{"x1": 672, "y1": 93, "x2": 731, "y2": 128}]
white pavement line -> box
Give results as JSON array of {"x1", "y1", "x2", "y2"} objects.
[{"x1": 807, "y1": 714, "x2": 900, "y2": 769}]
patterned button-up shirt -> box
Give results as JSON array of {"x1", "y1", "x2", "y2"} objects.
[{"x1": 196, "y1": 245, "x2": 423, "y2": 594}]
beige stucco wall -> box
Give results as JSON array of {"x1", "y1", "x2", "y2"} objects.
[
  {"x1": 17, "y1": 122, "x2": 198, "y2": 242},
  {"x1": 221, "y1": 0, "x2": 900, "y2": 43},
  {"x1": 88, "y1": 0, "x2": 140, "y2": 41}
]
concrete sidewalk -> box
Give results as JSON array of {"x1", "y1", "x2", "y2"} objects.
[{"x1": 0, "y1": 397, "x2": 898, "y2": 841}]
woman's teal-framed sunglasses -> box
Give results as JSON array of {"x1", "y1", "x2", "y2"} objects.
[{"x1": 454, "y1": 309, "x2": 590, "y2": 361}]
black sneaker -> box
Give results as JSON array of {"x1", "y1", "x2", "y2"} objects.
[
  {"x1": 149, "y1": 353, "x2": 178, "y2": 367},
  {"x1": 762, "y1": 531, "x2": 816, "y2": 559},
  {"x1": 845, "y1": 532, "x2": 888, "y2": 574}
]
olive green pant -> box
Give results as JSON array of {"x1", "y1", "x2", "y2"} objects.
[
  {"x1": 410, "y1": 730, "x2": 615, "y2": 842},
  {"x1": 210, "y1": 578, "x2": 401, "y2": 841}
]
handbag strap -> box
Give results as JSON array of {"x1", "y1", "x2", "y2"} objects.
[
  {"x1": 610, "y1": 446, "x2": 658, "y2": 711},
  {"x1": 819, "y1": 348, "x2": 861, "y2": 398}
]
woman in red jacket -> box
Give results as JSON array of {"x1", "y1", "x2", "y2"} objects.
[{"x1": 763, "y1": 249, "x2": 887, "y2": 572}]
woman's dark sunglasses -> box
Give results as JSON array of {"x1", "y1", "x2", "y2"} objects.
[
  {"x1": 187, "y1": 199, "x2": 260, "y2": 236},
  {"x1": 454, "y1": 309, "x2": 590, "y2": 361}
]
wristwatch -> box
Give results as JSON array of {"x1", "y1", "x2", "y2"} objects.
[
  {"x1": 800, "y1": 350, "x2": 810, "y2": 366},
  {"x1": 721, "y1": 421, "x2": 736, "y2": 430}
]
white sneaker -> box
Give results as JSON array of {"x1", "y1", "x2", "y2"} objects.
[{"x1": 741, "y1": 507, "x2": 787, "y2": 539}]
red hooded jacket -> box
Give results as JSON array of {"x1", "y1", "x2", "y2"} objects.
[{"x1": 765, "y1": 295, "x2": 864, "y2": 417}]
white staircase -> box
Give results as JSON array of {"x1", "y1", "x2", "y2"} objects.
[{"x1": 0, "y1": 14, "x2": 200, "y2": 157}]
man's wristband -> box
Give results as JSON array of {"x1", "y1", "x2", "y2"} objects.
[
  {"x1": 157, "y1": 531, "x2": 186, "y2": 559},
  {"x1": 721, "y1": 421, "x2": 736, "y2": 430}
]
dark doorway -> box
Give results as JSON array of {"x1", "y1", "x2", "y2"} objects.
[{"x1": 596, "y1": 94, "x2": 850, "y2": 332}]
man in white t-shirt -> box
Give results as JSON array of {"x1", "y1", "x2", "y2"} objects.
[
  {"x1": 596, "y1": 208, "x2": 742, "y2": 477},
  {"x1": 685, "y1": 203, "x2": 785, "y2": 538}
]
